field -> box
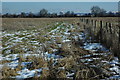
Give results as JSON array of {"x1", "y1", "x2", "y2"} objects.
[{"x1": 1, "y1": 18, "x2": 120, "y2": 79}]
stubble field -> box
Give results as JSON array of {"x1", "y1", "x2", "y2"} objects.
[{"x1": 1, "y1": 18, "x2": 119, "y2": 79}]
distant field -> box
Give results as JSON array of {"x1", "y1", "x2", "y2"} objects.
[
  {"x1": 83, "y1": 17, "x2": 118, "y2": 23},
  {"x1": 2, "y1": 18, "x2": 80, "y2": 32},
  {"x1": 2, "y1": 17, "x2": 119, "y2": 32}
]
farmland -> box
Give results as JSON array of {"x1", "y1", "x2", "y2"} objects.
[{"x1": 1, "y1": 18, "x2": 120, "y2": 79}]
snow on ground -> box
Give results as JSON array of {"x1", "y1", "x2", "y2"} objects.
[
  {"x1": 16, "y1": 68, "x2": 42, "y2": 79},
  {"x1": 83, "y1": 43, "x2": 108, "y2": 52},
  {"x1": 1, "y1": 24, "x2": 63, "y2": 79},
  {"x1": 1, "y1": 22, "x2": 120, "y2": 79},
  {"x1": 80, "y1": 33, "x2": 120, "y2": 79}
]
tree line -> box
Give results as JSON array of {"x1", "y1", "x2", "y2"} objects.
[
  {"x1": 2, "y1": 9, "x2": 76, "y2": 18},
  {"x1": 2, "y1": 6, "x2": 120, "y2": 18}
]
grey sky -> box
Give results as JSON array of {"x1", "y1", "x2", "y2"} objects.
[
  {"x1": 2, "y1": 2, "x2": 118, "y2": 14},
  {"x1": 2, "y1": 0, "x2": 120, "y2": 2}
]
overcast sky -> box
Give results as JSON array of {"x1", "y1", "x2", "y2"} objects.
[
  {"x1": 2, "y1": 0, "x2": 120, "y2": 2},
  {"x1": 2, "y1": 0, "x2": 119, "y2": 14},
  {"x1": 2, "y1": 2, "x2": 118, "y2": 14}
]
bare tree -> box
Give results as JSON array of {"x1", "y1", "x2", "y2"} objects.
[
  {"x1": 28, "y1": 12, "x2": 34, "y2": 18},
  {"x1": 20, "y1": 12, "x2": 26, "y2": 18},
  {"x1": 39, "y1": 9, "x2": 48, "y2": 17},
  {"x1": 91, "y1": 6, "x2": 106, "y2": 17},
  {"x1": 59, "y1": 11, "x2": 64, "y2": 17}
]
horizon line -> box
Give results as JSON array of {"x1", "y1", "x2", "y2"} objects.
[{"x1": 1, "y1": 0, "x2": 120, "y2": 2}]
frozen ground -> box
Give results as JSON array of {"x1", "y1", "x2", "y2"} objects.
[{"x1": 0, "y1": 22, "x2": 120, "y2": 79}]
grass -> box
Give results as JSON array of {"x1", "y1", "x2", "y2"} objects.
[
  {"x1": 2, "y1": 18, "x2": 80, "y2": 32},
  {"x1": 1, "y1": 18, "x2": 80, "y2": 79},
  {"x1": 2, "y1": 18, "x2": 80, "y2": 56},
  {"x1": 80, "y1": 17, "x2": 118, "y2": 24},
  {"x1": 1, "y1": 17, "x2": 119, "y2": 79}
]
